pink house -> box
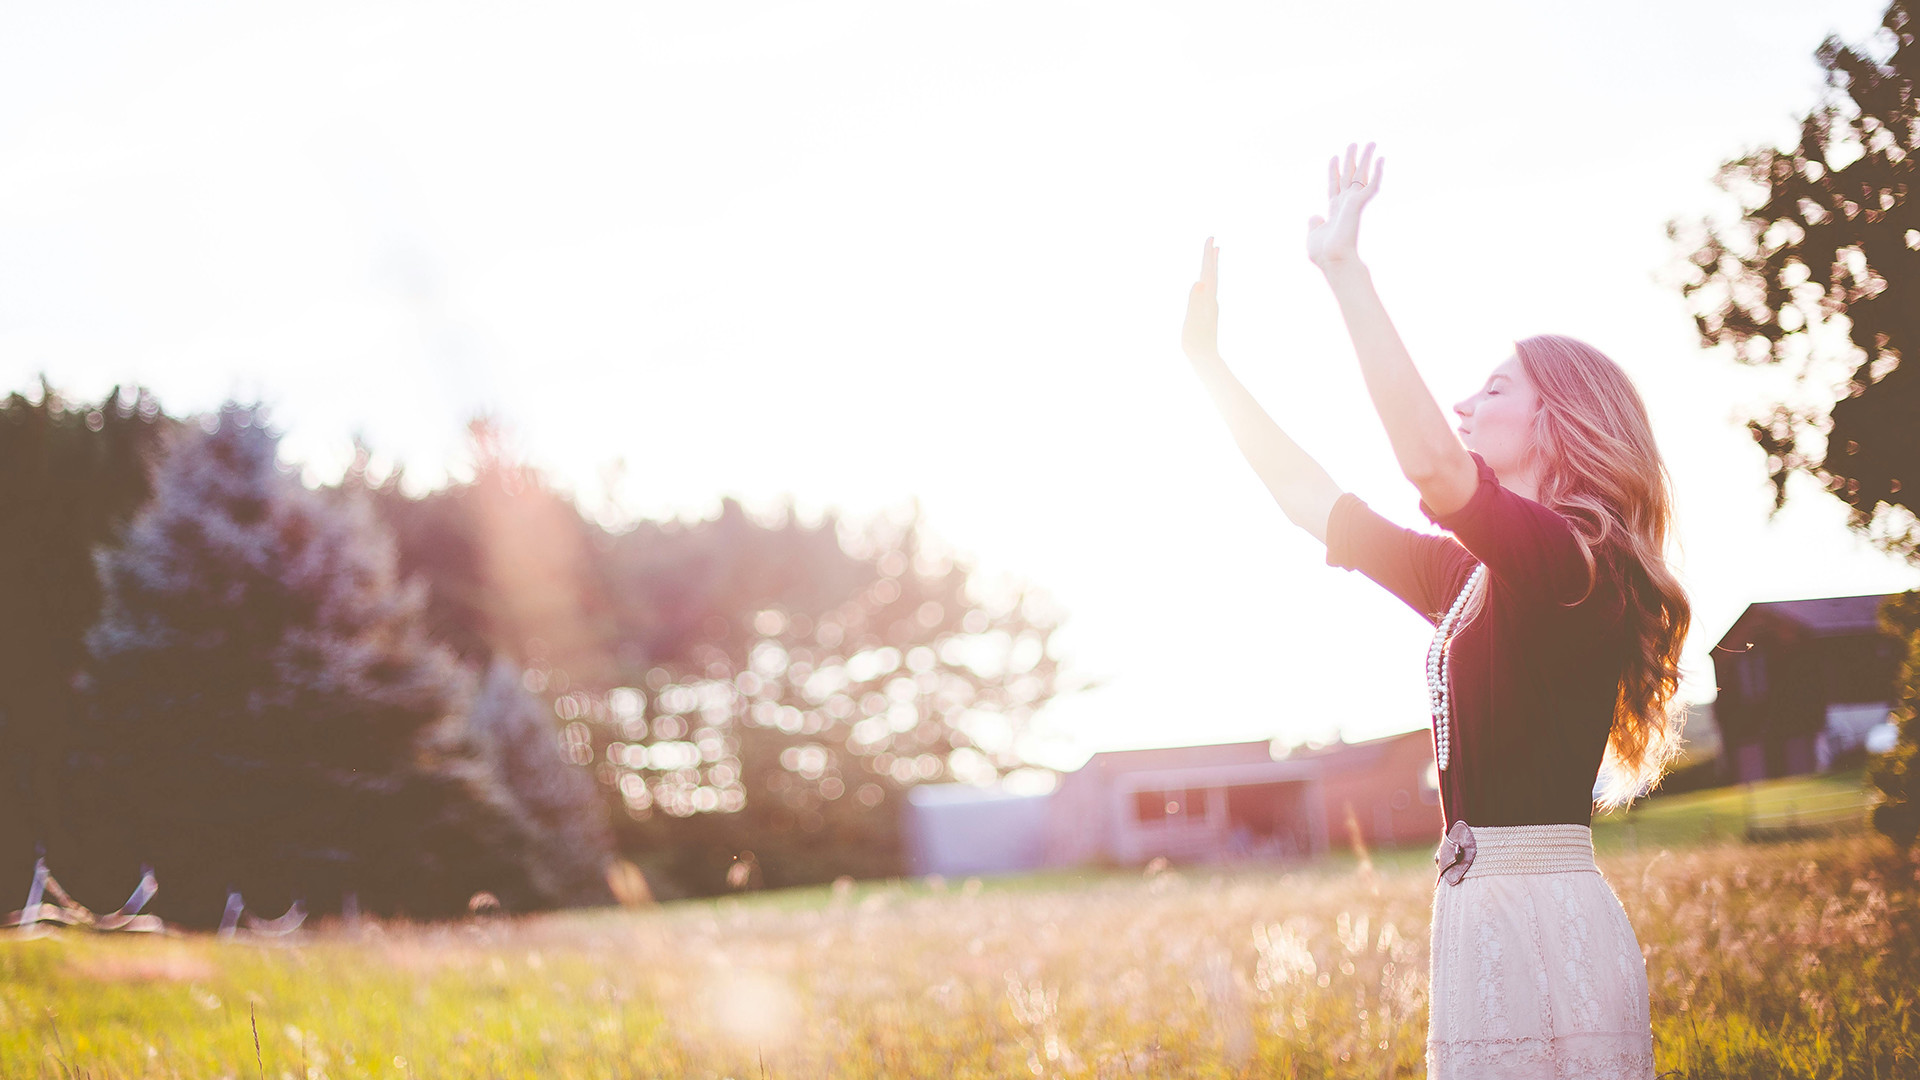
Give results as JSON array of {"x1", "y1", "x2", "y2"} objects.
[{"x1": 1043, "y1": 729, "x2": 1441, "y2": 868}]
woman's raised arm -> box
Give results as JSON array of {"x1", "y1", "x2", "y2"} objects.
[
  {"x1": 1181, "y1": 237, "x2": 1344, "y2": 543},
  {"x1": 1306, "y1": 144, "x2": 1478, "y2": 518}
]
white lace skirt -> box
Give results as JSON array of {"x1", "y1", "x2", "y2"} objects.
[{"x1": 1426, "y1": 824, "x2": 1655, "y2": 1079}]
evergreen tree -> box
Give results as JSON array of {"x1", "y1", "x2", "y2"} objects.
[
  {"x1": 82, "y1": 404, "x2": 509, "y2": 922},
  {"x1": 468, "y1": 658, "x2": 614, "y2": 906}
]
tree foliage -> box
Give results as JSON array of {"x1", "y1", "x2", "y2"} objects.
[
  {"x1": 1677, "y1": 1, "x2": 1920, "y2": 557},
  {"x1": 467, "y1": 658, "x2": 614, "y2": 906},
  {"x1": 595, "y1": 502, "x2": 1063, "y2": 897},
  {"x1": 80, "y1": 405, "x2": 555, "y2": 922},
  {"x1": 364, "y1": 430, "x2": 1066, "y2": 897},
  {"x1": 1, "y1": 385, "x2": 1058, "y2": 913},
  {"x1": 1872, "y1": 591, "x2": 1920, "y2": 846},
  {"x1": 0, "y1": 385, "x2": 171, "y2": 904},
  {"x1": 356, "y1": 420, "x2": 623, "y2": 684}
]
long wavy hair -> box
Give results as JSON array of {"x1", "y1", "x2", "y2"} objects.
[{"x1": 1459, "y1": 334, "x2": 1691, "y2": 810}]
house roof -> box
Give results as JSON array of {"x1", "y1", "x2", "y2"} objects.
[
  {"x1": 1281, "y1": 728, "x2": 1431, "y2": 771},
  {"x1": 1716, "y1": 594, "x2": 1895, "y2": 651},
  {"x1": 1078, "y1": 740, "x2": 1277, "y2": 776},
  {"x1": 1069, "y1": 729, "x2": 1432, "y2": 783}
]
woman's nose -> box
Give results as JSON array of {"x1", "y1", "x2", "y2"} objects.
[{"x1": 1452, "y1": 396, "x2": 1473, "y2": 418}]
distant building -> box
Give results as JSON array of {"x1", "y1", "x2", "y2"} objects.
[
  {"x1": 903, "y1": 730, "x2": 1441, "y2": 877},
  {"x1": 1286, "y1": 731, "x2": 1446, "y2": 849},
  {"x1": 1711, "y1": 594, "x2": 1903, "y2": 782},
  {"x1": 903, "y1": 783, "x2": 1052, "y2": 877},
  {"x1": 1045, "y1": 739, "x2": 1328, "y2": 867}
]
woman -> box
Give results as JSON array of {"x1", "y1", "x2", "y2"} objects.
[{"x1": 1180, "y1": 143, "x2": 1685, "y2": 1079}]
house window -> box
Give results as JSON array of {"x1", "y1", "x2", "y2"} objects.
[
  {"x1": 1185, "y1": 787, "x2": 1210, "y2": 819},
  {"x1": 1132, "y1": 788, "x2": 1211, "y2": 824}
]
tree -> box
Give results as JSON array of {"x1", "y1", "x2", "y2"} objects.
[
  {"x1": 363, "y1": 427, "x2": 1069, "y2": 897},
  {"x1": 467, "y1": 658, "x2": 614, "y2": 906},
  {"x1": 1676, "y1": 2, "x2": 1920, "y2": 845},
  {"x1": 1676, "y1": 1, "x2": 1920, "y2": 555},
  {"x1": 0, "y1": 383, "x2": 171, "y2": 905},
  {"x1": 1873, "y1": 592, "x2": 1920, "y2": 845},
  {"x1": 586, "y1": 500, "x2": 1065, "y2": 897},
  {"x1": 81, "y1": 404, "x2": 529, "y2": 922}
]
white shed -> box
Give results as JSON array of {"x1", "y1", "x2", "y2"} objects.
[{"x1": 904, "y1": 783, "x2": 1053, "y2": 877}]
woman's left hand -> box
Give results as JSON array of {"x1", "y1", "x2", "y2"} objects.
[
  {"x1": 1182, "y1": 236, "x2": 1221, "y2": 362},
  {"x1": 1306, "y1": 142, "x2": 1383, "y2": 270}
]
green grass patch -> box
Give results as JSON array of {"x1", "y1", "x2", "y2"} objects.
[
  {"x1": 1593, "y1": 768, "x2": 1875, "y2": 855},
  {"x1": 5, "y1": 827, "x2": 1916, "y2": 1078}
]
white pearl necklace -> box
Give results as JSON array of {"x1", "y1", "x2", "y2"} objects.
[{"x1": 1426, "y1": 564, "x2": 1485, "y2": 772}]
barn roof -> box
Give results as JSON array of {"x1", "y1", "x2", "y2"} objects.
[{"x1": 1716, "y1": 594, "x2": 1894, "y2": 651}]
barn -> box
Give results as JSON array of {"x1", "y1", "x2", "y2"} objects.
[{"x1": 1711, "y1": 594, "x2": 1902, "y2": 782}]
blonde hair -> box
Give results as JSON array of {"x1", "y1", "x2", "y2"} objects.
[{"x1": 1457, "y1": 335, "x2": 1690, "y2": 810}]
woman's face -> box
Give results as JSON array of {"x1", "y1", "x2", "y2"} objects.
[{"x1": 1452, "y1": 355, "x2": 1542, "y2": 482}]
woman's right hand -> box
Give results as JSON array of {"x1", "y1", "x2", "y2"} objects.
[
  {"x1": 1182, "y1": 236, "x2": 1221, "y2": 362},
  {"x1": 1306, "y1": 142, "x2": 1383, "y2": 271}
]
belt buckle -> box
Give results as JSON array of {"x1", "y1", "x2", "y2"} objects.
[{"x1": 1434, "y1": 820, "x2": 1476, "y2": 886}]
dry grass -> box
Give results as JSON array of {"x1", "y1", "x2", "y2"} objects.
[{"x1": 2, "y1": 833, "x2": 1916, "y2": 1078}]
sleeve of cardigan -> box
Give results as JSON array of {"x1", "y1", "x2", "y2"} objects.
[
  {"x1": 1325, "y1": 491, "x2": 1477, "y2": 625},
  {"x1": 1416, "y1": 451, "x2": 1592, "y2": 605}
]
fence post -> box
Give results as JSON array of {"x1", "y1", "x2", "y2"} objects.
[
  {"x1": 16, "y1": 855, "x2": 48, "y2": 929},
  {"x1": 218, "y1": 889, "x2": 244, "y2": 939}
]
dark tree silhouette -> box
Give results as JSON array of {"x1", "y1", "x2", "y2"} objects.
[
  {"x1": 1875, "y1": 592, "x2": 1920, "y2": 845},
  {"x1": 1676, "y1": 1, "x2": 1920, "y2": 555},
  {"x1": 0, "y1": 384, "x2": 171, "y2": 906},
  {"x1": 1676, "y1": 2, "x2": 1920, "y2": 846}
]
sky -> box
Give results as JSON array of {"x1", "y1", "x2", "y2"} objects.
[{"x1": 2, "y1": 0, "x2": 1915, "y2": 770}]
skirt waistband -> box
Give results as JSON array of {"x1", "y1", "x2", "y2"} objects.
[{"x1": 1459, "y1": 824, "x2": 1596, "y2": 878}]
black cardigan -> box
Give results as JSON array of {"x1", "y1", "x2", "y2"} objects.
[{"x1": 1325, "y1": 452, "x2": 1632, "y2": 830}]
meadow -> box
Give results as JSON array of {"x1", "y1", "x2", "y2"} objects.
[{"x1": 3, "y1": 778, "x2": 1916, "y2": 1079}]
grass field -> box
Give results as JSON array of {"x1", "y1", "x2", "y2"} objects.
[
  {"x1": 1591, "y1": 768, "x2": 1878, "y2": 854},
  {"x1": 3, "y1": 776, "x2": 1917, "y2": 1079}
]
